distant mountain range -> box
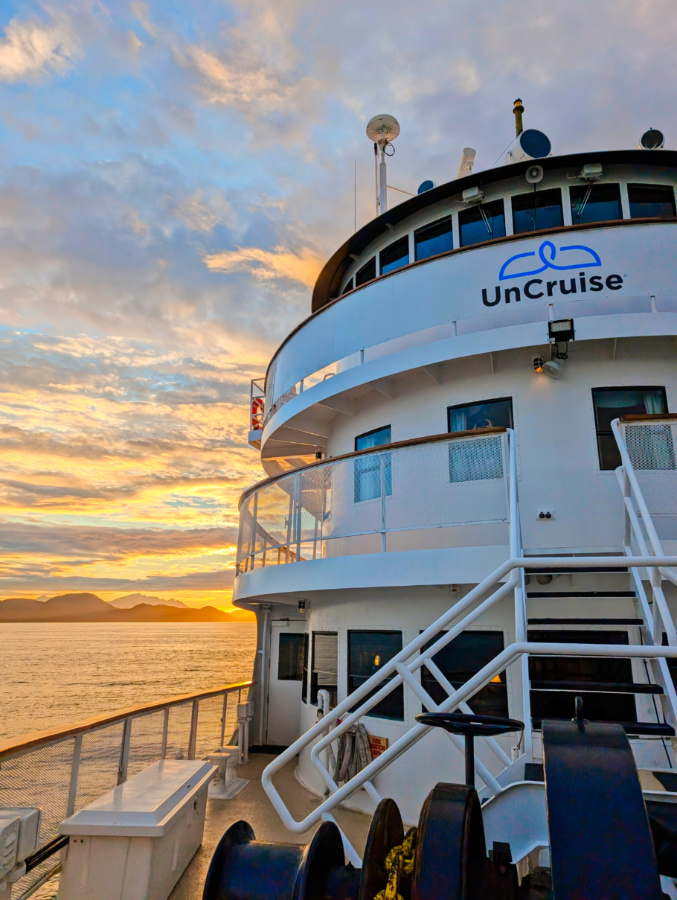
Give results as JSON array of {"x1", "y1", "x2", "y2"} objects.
[
  {"x1": 107, "y1": 593, "x2": 188, "y2": 609},
  {"x1": 0, "y1": 593, "x2": 254, "y2": 623}
]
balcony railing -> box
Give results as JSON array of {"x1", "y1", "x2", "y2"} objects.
[
  {"x1": 236, "y1": 429, "x2": 510, "y2": 575},
  {"x1": 0, "y1": 681, "x2": 252, "y2": 899}
]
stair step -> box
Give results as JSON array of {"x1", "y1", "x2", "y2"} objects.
[
  {"x1": 528, "y1": 618, "x2": 644, "y2": 626},
  {"x1": 530, "y1": 680, "x2": 664, "y2": 695},
  {"x1": 527, "y1": 591, "x2": 636, "y2": 598},
  {"x1": 532, "y1": 720, "x2": 675, "y2": 736},
  {"x1": 527, "y1": 566, "x2": 629, "y2": 574}
]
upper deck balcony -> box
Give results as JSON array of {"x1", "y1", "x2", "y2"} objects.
[{"x1": 257, "y1": 151, "x2": 677, "y2": 471}]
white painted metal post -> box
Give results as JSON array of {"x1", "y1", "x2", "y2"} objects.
[
  {"x1": 161, "y1": 707, "x2": 170, "y2": 758},
  {"x1": 66, "y1": 734, "x2": 83, "y2": 817},
  {"x1": 294, "y1": 471, "x2": 301, "y2": 563},
  {"x1": 286, "y1": 484, "x2": 294, "y2": 563},
  {"x1": 380, "y1": 453, "x2": 387, "y2": 553},
  {"x1": 220, "y1": 692, "x2": 228, "y2": 748},
  {"x1": 249, "y1": 493, "x2": 258, "y2": 572},
  {"x1": 188, "y1": 699, "x2": 199, "y2": 760}
]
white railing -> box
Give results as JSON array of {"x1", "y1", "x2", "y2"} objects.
[
  {"x1": 250, "y1": 377, "x2": 266, "y2": 431},
  {"x1": 236, "y1": 430, "x2": 510, "y2": 574},
  {"x1": 0, "y1": 681, "x2": 252, "y2": 899}
]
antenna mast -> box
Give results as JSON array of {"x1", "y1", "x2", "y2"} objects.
[{"x1": 366, "y1": 114, "x2": 400, "y2": 216}]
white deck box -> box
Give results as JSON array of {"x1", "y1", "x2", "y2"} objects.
[{"x1": 58, "y1": 759, "x2": 214, "y2": 900}]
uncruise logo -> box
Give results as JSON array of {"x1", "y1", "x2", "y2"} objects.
[{"x1": 482, "y1": 240, "x2": 624, "y2": 306}]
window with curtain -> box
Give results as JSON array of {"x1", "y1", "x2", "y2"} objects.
[
  {"x1": 354, "y1": 426, "x2": 392, "y2": 502},
  {"x1": 570, "y1": 183, "x2": 622, "y2": 225},
  {"x1": 420, "y1": 631, "x2": 508, "y2": 716},
  {"x1": 459, "y1": 200, "x2": 506, "y2": 247},
  {"x1": 348, "y1": 630, "x2": 404, "y2": 720},
  {"x1": 592, "y1": 387, "x2": 669, "y2": 470},
  {"x1": 311, "y1": 632, "x2": 338, "y2": 705},
  {"x1": 277, "y1": 632, "x2": 305, "y2": 681},
  {"x1": 414, "y1": 216, "x2": 453, "y2": 261},
  {"x1": 628, "y1": 184, "x2": 676, "y2": 219},
  {"x1": 447, "y1": 398, "x2": 512, "y2": 483},
  {"x1": 512, "y1": 188, "x2": 564, "y2": 233}
]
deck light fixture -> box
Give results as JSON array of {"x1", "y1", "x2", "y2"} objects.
[
  {"x1": 548, "y1": 319, "x2": 575, "y2": 343},
  {"x1": 298, "y1": 600, "x2": 306, "y2": 613},
  {"x1": 533, "y1": 356, "x2": 544, "y2": 373}
]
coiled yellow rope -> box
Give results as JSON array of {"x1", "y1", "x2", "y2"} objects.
[{"x1": 374, "y1": 826, "x2": 417, "y2": 900}]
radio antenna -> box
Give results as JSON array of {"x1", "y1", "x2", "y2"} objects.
[{"x1": 366, "y1": 114, "x2": 400, "y2": 216}]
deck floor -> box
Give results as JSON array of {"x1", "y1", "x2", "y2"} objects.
[{"x1": 170, "y1": 752, "x2": 372, "y2": 900}]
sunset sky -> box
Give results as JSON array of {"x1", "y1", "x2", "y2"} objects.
[{"x1": 0, "y1": 0, "x2": 675, "y2": 609}]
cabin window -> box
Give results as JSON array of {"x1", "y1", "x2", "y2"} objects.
[
  {"x1": 447, "y1": 399, "x2": 512, "y2": 482},
  {"x1": 355, "y1": 257, "x2": 376, "y2": 287},
  {"x1": 302, "y1": 633, "x2": 309, "y2": 702},
  {"x1": 355, "y1": 426, "x2": 392, "y2": 502},
  {"x1": 628, "y1": 184, "x2": 676, "y2": 220},
  {"x1": 278, "y1": 632, "x2": 305, "y2": 681},
  {"x1": 592, "y1": 387, "x2": 668, "y2": 470},
  {"x1": 570, "y1": 183, "x2": 622, "y2": 225},
  {"x1": 420, "y1": 631, "x2": 508, "y2": 717},
  {"x1": 348, "y1": 630, "x2": 404, "y2": 720},
  {"x1": 512, "y1": 189, "x2": 564, "y2": 233},
  {"x1": 341, "y1": 277, "x2": 354, "y2": 295},
  {"x1": 458, "y1": 200, "x2": 506, "y2": 247},
  {"x1": 311, "y1": 632, "x2": 338, "y2": 706},
  {"x1": 414, "y1": 216, "x2": 453, "y2": 261},
  {"x1": 528, "y1": 629, "x2": 635, "y2": 726},
  {"x1": 380, "y1": 236, "x2": 409, "y2": 275}
]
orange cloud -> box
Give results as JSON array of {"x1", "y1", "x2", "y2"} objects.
[{"x1": 204, "y1": 245, "x2": 322, "y2": 287}]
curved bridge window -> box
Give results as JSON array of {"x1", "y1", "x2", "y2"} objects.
[
  {"x1": 380, "y1": 236, "x2": 409, "y2": 275},
  {"x1": 414, "y1": 216, "x2": 453, "y2": 261},
  {"x1": 628, "y1": 183, "x2": 676, "y2": 219},
  {"x1": 512, "y1": 188, "x2": 563, "y2": 234},
  {"x1": 570, "y1": 183, "x2": 621, "y2": 225},
  {"x1": 356, "y1": 257, "x2": 376, "y2": 287},
  {"x1": 459, "y1": 200, "x2": 506, "y2": 247}
]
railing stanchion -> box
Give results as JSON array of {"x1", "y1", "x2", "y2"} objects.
[
  {"x1": 66, "y1": 734, "x2": 83, "y2": 817},
  {"x1": 294, "y1": 471, "x2": 301, "y2": 562},
  {"x1": 249, "y1": 492, "x2": 258, "y2": 572},
  {"x1": 117, "y1": 718, "x2": 132, "y2": 785},
  {"x1": 286, "y1": 484, "x2": 294, "y2": 563},
  {"x1": 380, "y1": 453, "x2": 386, "y2": 553},
  {"x1": 188, "y1": 699, "x2": 199, "y2": 760},
  {"x1": 161, "y1": 707, "x2": 170, "y2": 758},
  {"x1": 220, "y1": 692, "x2": 229, "y2": 747}
]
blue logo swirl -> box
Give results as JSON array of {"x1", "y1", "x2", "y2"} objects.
[{"x1": 499, "y1": 240, "x2": 602, "y2": 281}]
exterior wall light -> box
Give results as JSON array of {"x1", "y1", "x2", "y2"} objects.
[
  {"x1": 543, "y1": 359, "x2": 564, "y2": 380},
  {"x1": 533, "y1": 356, "x2": 544, "y2": 373},
  {"x1": 548, "y1": 319, "x2": 575, "y2": 343},
  {"x1": 298, "y1": 600, "x2": 306, "y2": 613}
]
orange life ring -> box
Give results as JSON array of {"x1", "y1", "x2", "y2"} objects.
[{"x1": 251, "y1": 397, "x2": 264, "y2": 429}]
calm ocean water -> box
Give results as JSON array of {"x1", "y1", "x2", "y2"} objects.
[{"x1": 0, "y1": 622, "x2": 258, "y2": 740}]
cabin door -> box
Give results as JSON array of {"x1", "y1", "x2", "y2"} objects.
[{"x1": 266, "y1": 619, "x2": 306, "y2": 747}]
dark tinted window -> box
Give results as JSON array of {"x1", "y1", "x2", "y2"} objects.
[
  {"x1": 628, "y1": 184, "x2": 676, "y2": 220},
  {"x1": 311, "y1": 632, "x2": 337, "y2": 705},
  {"x1": 459, "y1": 200, "x2": 506, "y2": 247},
  {"x1": 380, "y1": 236, "x2": 409, "y2": 275},
  {"x1": 414, "y1": 216, "x2": 453, "y2": 261},
  {"x1": 302, "y1": 633, "x2": 309, "y2": 702},
  {"x1": 355, "y1": 257, "x2": 376, "y2": 287},
  {"x1": 348, "y1": 631, "x2": 403, "y2": 720},
  {"x1": 278, "y1": 632, "x2": 305, "y2": 681},
  {"x1": 421, "y1": 631, "x2": 507, "y2": 717},
  {"x1": 592, "y1": 387, "x2": 667, "y2": 470},
  {"x1": 512, "y1": 189, "x2": 563, "y2": 234},
  {"x1": 448, "y1": 398, "x2": 513, "y2": 432},
  {"x1": 570, "y1": 183, "x2": 622, "y2": 225},
  {"x1": 355, "y1": 426, "x2": 392, "y2": 502},
  {"x1": 341, "y1": 277, "x2": 354, "y2": 295},
  {"x1": 528, "y1": 630, "x2": 635, "y2": 725}
]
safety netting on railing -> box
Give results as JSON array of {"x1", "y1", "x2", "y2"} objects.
[
  {"x1": 237, "y1": 432, "x2": 510, "y2": 573},
  {"x1": 624, "y1": 420, "x2": 677, "y2": 517}
]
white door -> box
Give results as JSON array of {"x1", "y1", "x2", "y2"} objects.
[{"x1": 266, "y1": 619, "x2": 307, "y2": 747}]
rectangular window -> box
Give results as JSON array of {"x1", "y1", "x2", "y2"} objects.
[
  {"x1": 348, "y1": 630, "x2": 404, "y2": 720},
  {"x1": 421, "y1": 631, "x2": 508, "y2": 717},
  {"x1": 592, "y1": 387, "x2": 668, "y2": 470},
  {"x1": 354, "y1": 426, "x2": 392, "y2": 502},
  {"x1": 459, "y1": 200, "x2": 506, "y2": 247},
  {"x1": 447, "y1": 399, "x2": 512, "y2": 483},
  {"x1": 570, "y1": 183, "x2": 622, "y2": 225},
  {"x1": 528, "y1": 629, "x2": 635, "y2": 726},
  {"x1": 277, "y1": 632, "x2": 305, "y2": 681},
  {"x1": 355, "y1": 257, "x2": 376, "y2": 287},
  {"x1": 512, "y1": 189, "x2": 563, "y2": 234},
  {"x1": 628, "y1": 184, "x2": 676, "y2": 220},
  {"x1": 302, "y1": 633, "x2": 309, "y2": 703},
  {"x1": 311, "y1": 632, "x2": 338, "y2": 706},
  {"x1": 414, "y1": 216, "x2": 453, "y2": 261},
  {"x1": 380, "y1": 236, "x2": 409, "y2": 275},
  {"x1": 341, "y1": 277, "x2": 354, "y2": 295}
]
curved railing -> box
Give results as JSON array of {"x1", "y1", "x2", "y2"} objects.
[{"x1": 236, "y1": 429, "x2": 510, "y2": 575}]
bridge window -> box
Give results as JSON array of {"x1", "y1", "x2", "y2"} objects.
[
  {"x1": 355, "y1": 426, "x2": 392, "y2": 502},
  {"x1": 311, "y1": 632, "x2": 338, "y2": 706},
  {"x1": 341, "y1": 277, "x2": 354, "y2": 295},
  {"x1": 512, "y1": 188, "x2": 563, "y2": 233},
  {"x1": 414, "y1": 216, "x2": 453, "y2": 261},
  {"x1": 459, "y1": 200, "x2": 506, "y2": 247},
  {"x1": 348, "y1": 630, "x2": 404, "y2": 720},
  {"x1": 421, "y1": 630, "x2": 508, "y2": 717},
  {"x1": 628, "y1": 183, "x2": 676, "y2": 219},
  {"x1": 528, "y1": 629, "x2": 635, "y2": 726},
  {"x1": 278, "y1": 632, "x2": 305, "y2": 681},
  {"x1": 380, "y1": 236, "x2": 409, "y2": 275},
  {"x1": 592, "y1": 387, "x2": 668, "y2": 470},
  {"x1": 570, "y1": 183, "x2": 622, "y2": 225},
  {"x1": 355, "y1": 257, "x2": 376, "y2": 287}
]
